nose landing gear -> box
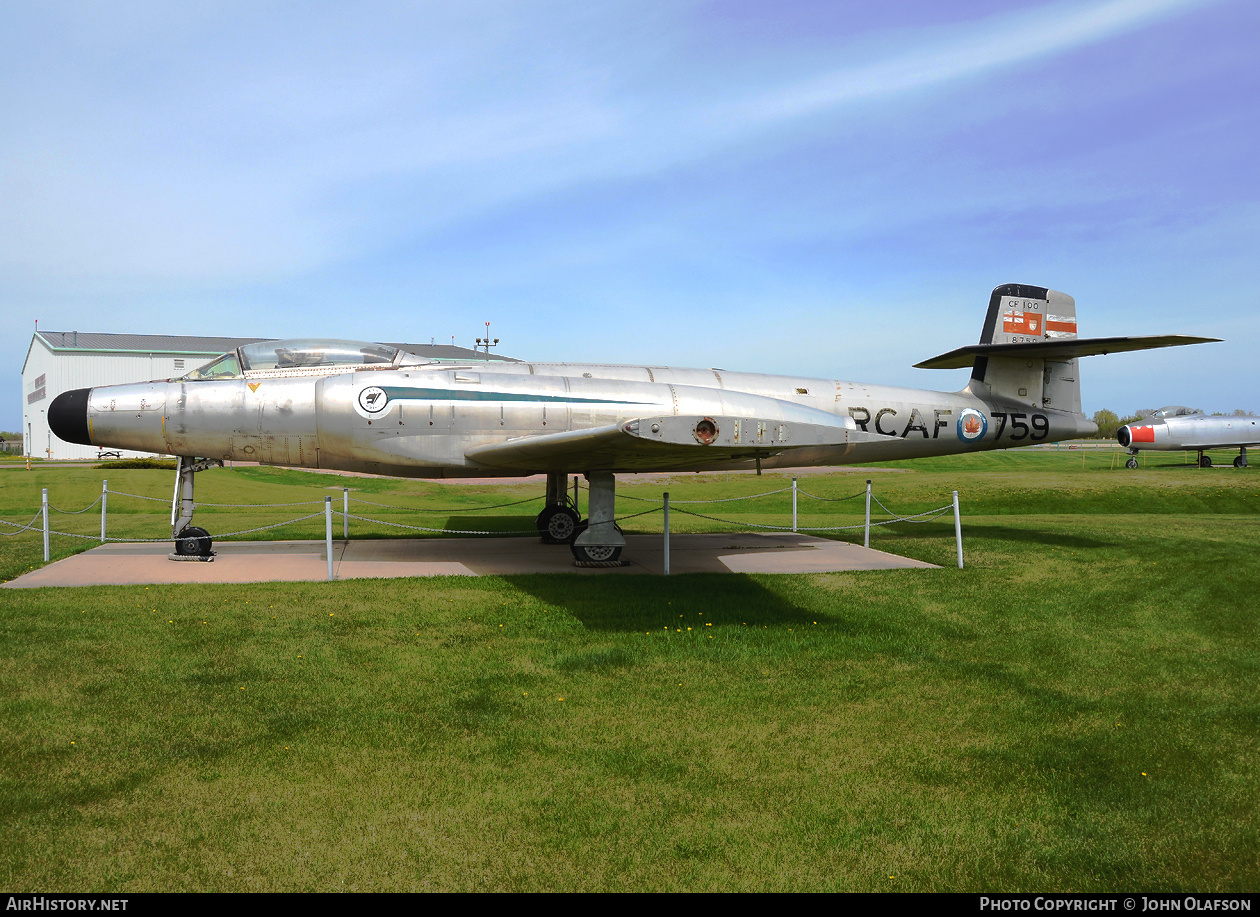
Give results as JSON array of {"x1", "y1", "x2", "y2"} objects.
[{"x1": 169, "y1": 456, "x2": 222, "y2": 561}]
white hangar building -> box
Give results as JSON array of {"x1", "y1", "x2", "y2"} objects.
[{"x1": 22, "y1": 331, "x2": 508, "y2": 460}]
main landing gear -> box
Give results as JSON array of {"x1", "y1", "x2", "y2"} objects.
[
  {"x1": 535, "y1": 472, "x2": 581, "y2": 544},
  {"x1": 1201, "y1": 448, "x2": 1250, "y2": 468},
  {"x1": 570, "y1": 471, "x2": 625, "y2": 563},
  {"x1": 533, "y1": 470, "x2": 626, "y2": 563},
  {"x1": 170, "y1": 456, "x2": 222, "y2": 560}
]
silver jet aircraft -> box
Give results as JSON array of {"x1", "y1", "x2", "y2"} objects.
[
  {"x1": 1117, "y1": 406, "x2": 1258, "y2": 468},
  {"x1": 49, "y1": 283, "x2": 1216, "y2": 562}
]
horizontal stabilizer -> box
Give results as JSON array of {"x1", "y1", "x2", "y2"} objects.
[
  {"x1": 914, "y1": 335, "x2": 1220, "y2": 370},
  {"x1": 465, "y1": 414, "x2": 872, "y2": 472}
]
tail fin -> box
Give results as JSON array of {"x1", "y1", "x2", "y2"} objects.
[
  {"x1": 914, "y1": 283, "x2": 1218, "y2": 414},
  {"x1": 969, "y1": 283, "x2": 1081, "y2": 412}
]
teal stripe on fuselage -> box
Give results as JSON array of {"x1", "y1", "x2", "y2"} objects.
[{"x1": 378, "y1": 386, "x2": 657, "y2": 405}]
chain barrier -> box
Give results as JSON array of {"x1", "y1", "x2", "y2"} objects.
[
  {"x1": 45, "y1": 511, "x2": 330, "y2": 544},
  {"x1": 871, "y1": 495, "x2": 953, "y2": 524},
  {"x1": 619, "y1": 487, "x2": 791, "y2": 504},
  {"x1": 48, "y1": 529, "x2": 172, "y2": 543},
  {"x1": 796, "y1": 488, "x2": 867, "y2": 502},
  {"x1": 0, "y1": 512, "x2": 44, "y2": 536},
  {"x1": 611, "y1": 506, "x2": 664, "y2": 522},
  {"x1": 7, "y1": 479, "x2": 958, "y2": 556},
  {"x1": 196, "y1": 499, "x2": 326, "y2": 508},
  {"x1": 99, "y1": 489, "x2": 166, "y2": 503},
  {"x1": 340, "y1": 511, "x2": 540, "y2": 537},
  {"x1": 670, "y1": 499, "x2": 954, "y2": 533},
  {"x1": 104, "y1": 488, "x2": 324, "y2": 508},
  {"x1": 348, "y1": 494, "x2": 544, "y2": 512},
  {"x1": 49, "y1": 495, "x2": 103, "y2": 515}
]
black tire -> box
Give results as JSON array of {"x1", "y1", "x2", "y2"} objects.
[
  {"x1": 174, "y1": 526, "x2": 212, "y2": 556},
  {"x1": 571, "y1": 542, "x2": 623, "y2": 563},
  {"x1": 569, "y1": 521, "x2": 624, "y2": 562},
  {"x1": 1200, "y1": 455, "x2": 1213, "y2": 468},
  {"x1": 1125, "y1": 458, "x2": 1138, "y2": 469},
  {"x1": 536, "y1": 506, "x2": 580, "y2": 544},
  {"x1": 1234, "y1": 456, "x2": 1247, "y2": 468}
]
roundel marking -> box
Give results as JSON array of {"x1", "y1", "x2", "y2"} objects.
[
  {"x1": 358, "y1": 386, "x2": 389, "y2": 414},
  {"x1": 957, "y1": 408, "x2": 988, "y2": 442}
]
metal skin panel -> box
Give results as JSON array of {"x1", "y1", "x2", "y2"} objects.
[
  {"x1": 1120, "y1": 414, "x2": 1260, "y2": 452},
  {"x1": 163, "y1": 376, "x2": 320, "y2": 465},
  {"x1": 87, "y1": 383, "x2": 168, "y2": 454}
]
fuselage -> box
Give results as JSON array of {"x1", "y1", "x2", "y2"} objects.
[
  {"x1": 65, "y1": 355, "x2": 1096, "y2": 477},
  {"x1": 1118, "y1": 410, "x2": 1260, "y2": 452}
]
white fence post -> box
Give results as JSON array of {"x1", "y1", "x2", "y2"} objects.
[
  {"x1": 100, "y1": 480, "x2": 108, "y2": 543},
  {"x1": 42, "y1": 488, "x2": 49, "y2": 562},
  {"x1": 342, "y1": 487, "x2": 349, "y2": 540},
  {"x1": 325, "y1": 496, "x2": 334, "y2": 581},
  {"x1": 791, "y1": 476, "x2": 797, "y2": 533},
  {"x1": 864, "y1": 479, "x2": 872, "y2": 548},
  {"x1": 662, "y1": 492, "x2": 670, "y2": 576},
  {"x1": 953, "y1": 490, "x2": 964, "y2": 569}
]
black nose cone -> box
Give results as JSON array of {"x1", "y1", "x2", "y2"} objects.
[{"x1": 49, "y1": 388, "x2": 93, "y2": 445}]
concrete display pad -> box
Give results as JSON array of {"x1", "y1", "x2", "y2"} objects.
[{"x1": 3, "y1": 532, "x2": 937, "y2": 588}]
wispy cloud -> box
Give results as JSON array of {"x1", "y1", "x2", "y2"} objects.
[{"x1": 722, "y1": 0, "x2": 1213, "y2": 125}]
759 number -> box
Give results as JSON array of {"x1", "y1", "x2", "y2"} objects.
[{"x1": 992, "y1": 412, "x2": 1049, "y2": 441}]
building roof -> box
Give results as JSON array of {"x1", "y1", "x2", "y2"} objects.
[
  {"x1": 35, "y1": 331, "x2": 270, "y2": 354},
  {"x1": 386, "y1": 342, "x2": 520, "y2": 362}
]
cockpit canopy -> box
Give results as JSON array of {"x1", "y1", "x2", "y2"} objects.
[
  {"x1": 182, "y1": 339, "x2": 401, "y2": 381},
  {"x1": 1147, "y1": 405, "x2": 1203, "y2": 419}
]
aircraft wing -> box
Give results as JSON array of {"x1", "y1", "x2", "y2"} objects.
[
  {"x1": 464, "y1": 414, "x2": 874, "y2": 472},
  {"x1": 914, "y1": 334, "x2": 1220, "y2": 369}
]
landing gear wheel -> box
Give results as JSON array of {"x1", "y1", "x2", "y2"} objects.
[
  {"x1": 1200, "y1": 455, "x2": 1213, "y2": 468},
  {"x1": 570, "y1": 521, "x2": 624, "y2": 563},
  {"x1": 174, "y1": 526, "x2": 212, "y2": 557},
  {"x1": 571, "y1": 542, "x2": 623, "y2": 563},
  {"x1": 1234, "y1": 456, "x2": 1247, "y2": 468},
  {"x1": 536, "y1": 506, "x2": 580, "y2": 544},
  {"x1": 1125, "y1": 458, "x2": 1138, "y2": 469}
]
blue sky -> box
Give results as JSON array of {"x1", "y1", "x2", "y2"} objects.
[{"x1": 4, "y1": 0, "x2": 1257, "y2": 430}]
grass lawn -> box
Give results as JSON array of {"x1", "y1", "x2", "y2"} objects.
[{"x1": 0, "y1": 449, "x2": 1256, "y2": 891}]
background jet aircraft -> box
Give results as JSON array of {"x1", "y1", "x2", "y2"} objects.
[
  {"x1": 49, "y1": 284, "x2": 1216, "y2": 563},
  {"x1": 1117, "y1": 406, "x2": 1258, "y2": 468}
]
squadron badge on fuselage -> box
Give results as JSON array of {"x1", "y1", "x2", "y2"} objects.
[{"x1": 358, "y1": 386, "x2": 389, "y2": 414}]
